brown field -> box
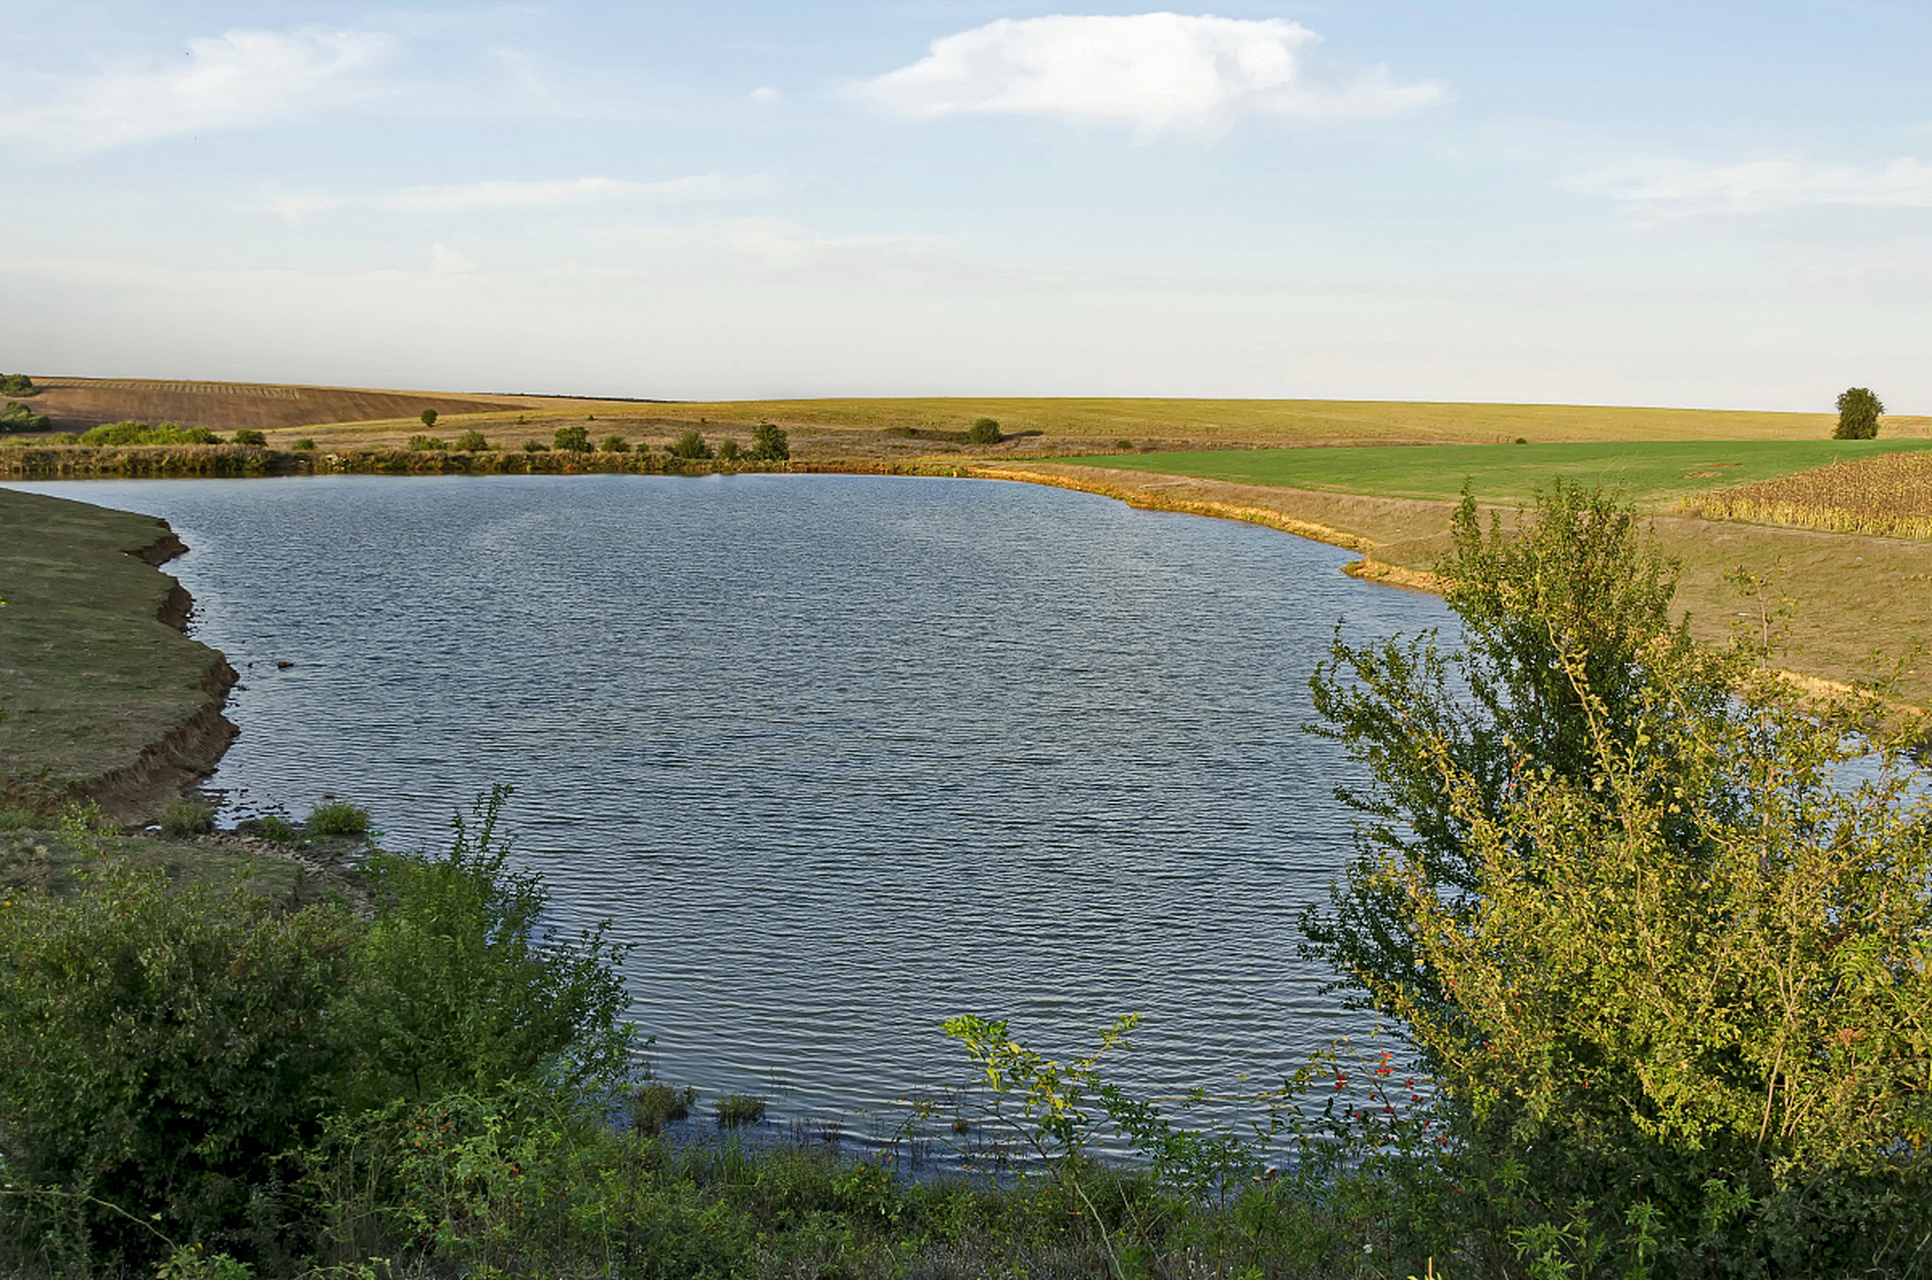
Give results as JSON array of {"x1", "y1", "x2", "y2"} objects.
[
  {"x1": 20, "y1": 377, "x2": 1931, "y2": 456},
  {"x1": 1679, "y1": 450, "x2": 1932, "y2": 540}
]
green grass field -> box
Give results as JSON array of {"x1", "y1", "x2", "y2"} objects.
[{"x1": 1072, "y1": 439, "x2": 1932, "y2": 509}]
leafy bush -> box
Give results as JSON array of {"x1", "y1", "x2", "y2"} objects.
[
  {"x1": 305, "y1": 799, "x2": 371, "y2": 838},
  {"x1": 0, "y1": 372, "x2": 37, "y2": 396},
  {"x1": 406, "y1": 434, "x2": 449, "y2": 451},
  {"x1": 716, "y1": 438, "x2": 741, "y2": 463},
  {"x1": 553, "y1": 425, "x2": 591, "y2": 453},
  {"x1": 230, "y1": 429, "x2": 267, "y2": 447},
  {"x1": 1834, "y1": 386, "x2": 1884, "y2": 439},
  {"x1": 158, "y1": 799, "x2": 215, "y2": 837},
  {"x1": 78, "y1": 421, "x2": 220, "y2": 446},
  {"x1": 453, "y1": 429, "x2": 490, "y2": 451},
  {"x1": 522, "y1": 438, "x2": 550, "y2": 452},
  {"x1": 292, "y1": 437, "x2": 316, "y2": 451},
  {"x1": 333, "y1": 786, "x2": 633, "y2": 1111},
  {"x1": 966, "y1": 417, "x2": 1003, "y2": 445},
  {"x1": 1304, "y1": 481, "x2": 1932, "y2": 1274},
  {"x1": 252, "y1": 812, "x2": 302, "y2": 844},
  {"x1": 751, "y1": 421, "x2": 790, "y2": 461},
  {"x1": 667, "y1": 429, "x2": 712, "y2": 460},
  {"x1": 1, "y1": 401, "x2": 50, "y2": 431},
  {"x1": 419, "y1": 408, "x2": 438, "y2": 429},
  {"x1": 599, "y1": 434, "x2": 630, "y2": 453},
  {"x1": 0, "y1": 864, "x2": 355, "y2": 1267}
]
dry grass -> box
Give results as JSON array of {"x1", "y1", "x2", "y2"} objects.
[{"x1": 1679, "y1": 450, "x2": 1932, "y2": 540}]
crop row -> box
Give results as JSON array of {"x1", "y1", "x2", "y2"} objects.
[{"x1": 1679, "y1": 448, "x2": 1932, "y2": 539}]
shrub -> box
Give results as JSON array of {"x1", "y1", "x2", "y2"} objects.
[
  {"x1": 333, "y1": 786, "x2": 634, "y2": 1110},
  {"x1": 0, "y1": 804, "x2": 40, "y2": 831},
  {"x1": 0, "y1": 401, "x2": 50, "y2": 432},
  {"x1": 716, "y1": 438, "x2": 741, "y2": 462},
  {"x1": 599, "y1": 434, "x2": 630, "y2": 453},
  {"x1": 305, "y1": 799, "x2": 372, "y2": 839},
  {"x1": 292, "y1": 437, "x2": 316, "y2": 450},
  {"x1": 751, "y1": 422, "x2": 790, "y2": 461},
  {"x1": 0, "y1": 372, "x2": 37, "y2": 396},
  {"x1": 1114, "y1": 438, "x2": 1133, "y2": 451},
  {"x1": 0, "y1": 864, "x2": 355, "y2": 1268},
  {"x1": 522, "y1": 438, "x2": 550, "y2": 452},
  {"x1": 553, "y1": 425, "x2": 591, "y2": 453},
  {"x1": 966, "y1": 417, "x2": 1003, "y2": 445},
  {"x1": 667, "y1": 429, "x2": 713, "y2": 460},
  {"x1": 253, "y1": 812, "x2": 303, "y2": 844},
  {"x1": 454, "y1": 429, "x2": 490, "y2": 451},
  {"x1": 77, "y1": 421, "x2": 220, "y2": 446},
  {"x1": 231, "y1": 428, "x2": 267, "y2": 447},
  {"x1": 715, "y1": 1093, "x2": 768, "y2": 1126},
  {"x1": 420, "y1": 408, "x2": 438, "y2": 429},
  {"x1": 158, "y1": 799, "x2": 215, "y2": 838},
  {"x1": 406, "y1": 434, "x2": 449, "y2": 451}
]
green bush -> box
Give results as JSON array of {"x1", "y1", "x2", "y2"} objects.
[
  {"x1": 0, "y1": 864, "x2": 355, "y2": 1267},
  {"x1": 251, "y1": 812, "x2": 302, "y2": 844},
  {"x1": 628, "y1": 1080, "x2": 697, "y2": 1134},
  {"x1": 667, "y1": 429, "x2": 712, "y2": 460},
  {"x1": 230, "y1": 428, "x2": 267, "y2": 447},
  {"x1": 453, "y1": 429, "x2": 490, "y2": 451},
  {"x1": 1, "y1": 401, "x2": 50, "y2": 432},
  {"x1": 522, "y1": 438, "x2": 550, "y2": 452},
  {"x1": 966, "y1": 417, "x2": 1003, "y2": 445},
  {"x1": 553, "y1": 425, "x2": 591, "y2": 453},
  {"x1": 599, "y1": 434, "x2": 630, "y2": 453},
  {"x1": 1834, "y1": 385, "x2": 1884, "y2": 439},
  {"x1": 406, "y1": 434, "x2": 449, "y2": 451},
  {"x1": 333, "y1": 786, "x2": 633, "y2": 1110},
  {"x1": 420, "y1": 408, "x2": 438, "y2": 429},
  {"x1": 77, "y1": 421, "x2": 221, "y2": 446},
  {"x1": 716, "y1": 438, "x2": 741, "y2": 463},
  {"x1": 1304, "y1": 481, "x2": 1932, "y2": 1274},
  {"x1": 292, "y1": 437, "x2": 316, "y2": 451},
  {"x1": 305, "y1": 799, "x2": 371, "y2": 838},
  {"x1": 0, "y1": 372, "x2": 37, "y2": 396},
  {"x1": 751, "y1": 421, "x2": 790, "y2": 461},
  {"x1": 158, "y1": 799, "x2": 215, "y2": 837}
]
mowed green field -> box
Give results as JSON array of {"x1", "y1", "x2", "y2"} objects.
[{"x1": 1073, "y1": 439, "x2": 1932, "y2": 509}]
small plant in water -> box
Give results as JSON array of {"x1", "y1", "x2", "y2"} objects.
[
  {"x1": 715, "y1": 1093, "x2": 768, "y2": 1127},
  {"x1": 629, "y1": 1081, "x2": 698, "y2": 1135},
  {"x1": 159, "y1": 800, "x2": 215, "y2": 838},
  {"x1": 306, "y1": 800, "x2": 372, "y2": 839}
]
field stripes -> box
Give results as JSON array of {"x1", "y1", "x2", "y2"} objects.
[{"x1": 39, "y1": 379, "x2": 302, "y2": 400}]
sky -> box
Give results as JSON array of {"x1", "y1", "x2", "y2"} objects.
[{"x1": 1, "y1": 1, "x2": 1927, "y2": 410}]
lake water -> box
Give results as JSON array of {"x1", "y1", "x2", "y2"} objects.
[{"x1": 12, "y1": 473, "x2": 1455, "y2": 1141}]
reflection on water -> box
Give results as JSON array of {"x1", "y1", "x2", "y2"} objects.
[{"x1": 11, "y1": 473, "x2": 1456, "y2": 1128}]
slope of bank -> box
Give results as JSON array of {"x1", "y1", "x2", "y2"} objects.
[
  {"x1": 0, "y1": 487, "x2": 234, "y2": 821},
  {"x1": 983, "y1": 462, "x2": 1932, "y2": 710}
]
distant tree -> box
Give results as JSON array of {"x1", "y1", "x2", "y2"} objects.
[
  {"x1": 967, "y1": 417, "x2": 1004, "y2": 445},
  {"x1": 667, "y1": 429, "x2": 713, "y2": 461},
  {"x1": 0, "y1": 373, "x2": 38, "y2": 397},
  {"x1": 420, "y1": 408, "x2": 439, "y2": 429},
  {"x1": 1833, "y1": 387, "x2": 1884, "y2": 439},
  {"x1": 553, "y1": 425, "x2": 591, "y2": 453},
  {"x1": 750, "y1": 421, "x2": 790, "y2": 461}
]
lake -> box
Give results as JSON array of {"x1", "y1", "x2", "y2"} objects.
[{"x1": 12, "y1": 472, "x2": 1455, "y2": 1142}]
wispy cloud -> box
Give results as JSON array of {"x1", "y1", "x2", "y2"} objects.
[
  {"x1": 848, "y1": 13, "x2": 1445, "y2": 137},
  {"x1": 1572, "y1": 155, "x2": 1932, "y2": 217},
  {"x1": 0, "y1": 26, "x2": 398, "y2": 157},
  {"x1": 261, "y1": 174, "x2": 772, "y2": 222}
]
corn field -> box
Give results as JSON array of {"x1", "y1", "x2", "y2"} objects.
[{"x1": 1678, "y1": 449, "x2": 1932, "y2": 540}]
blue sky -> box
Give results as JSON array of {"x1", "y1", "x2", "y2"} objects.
[{"x1": 2, "y1": 1, "x2": 1926, "y2": 410}]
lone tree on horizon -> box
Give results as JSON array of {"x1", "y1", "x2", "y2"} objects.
[{"x1": 1833, "y1": 386, "x2": 1883, "y2": 439}]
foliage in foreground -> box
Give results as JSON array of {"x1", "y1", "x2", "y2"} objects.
[{"x1": 1304, "y1": 480, "x2": 1932, "y2": 1276}]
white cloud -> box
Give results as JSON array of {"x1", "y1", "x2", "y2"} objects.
[
  {"x1": 849, "y1": 12, "x2": 1444, "y2": 136},
  {"x1": 1573, "y1": 156, "x2": 1932, "y2": 217},
  {"x1": 0, "y1": 26, "x2": 398, "y2": 157},
  {"x1": 261, "y1": 174, "x2": 772, "y2": 222}
]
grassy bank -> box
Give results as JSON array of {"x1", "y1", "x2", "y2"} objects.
[{"x1": 0, "y1": 487, "x2": 235, "y2": 820}]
